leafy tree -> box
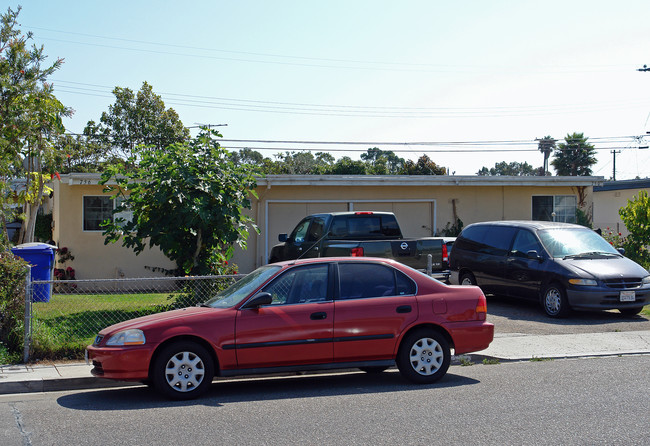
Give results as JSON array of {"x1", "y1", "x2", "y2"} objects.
[
  {"x1": 84, "y1": 81, "x2": 189, "y2": 161},
  {"x1": 267, "y1": 151, "x2": 334, "y2": 174},
  {"x1": 477, "y1": 161, "x2": 539, "y2": 176},
  {"x1": 551, "y1": 133, "x2": 597, "y2": 176},
  {"x1": 231, "y1": 148, "x2": 265, "y2": 166},
  {"x1": 0, "y1": 6, "x2": 70, "y2": 244},
  {"x1": 324, "y1": 156, "x2": 366, "y2": 174},
  {"x1": 618, "y1": 190, "x2": 650, "y2": 269},
  {"x1": 49, "y1": 134, "x2": 115, "y2": 174},
  {"x1": 361, "y1": 148, "x2": 405, "y2": 174},
  {"x1": 100, "y1": 130, "x2": 259, "y2": 275},
  {"x1": 401, "y1": 155, "x2": 446, "y2": 175}
]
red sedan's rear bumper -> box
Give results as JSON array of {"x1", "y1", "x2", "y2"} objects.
[
  {"x1": 86, "y1": 345, "x2": 153, "y2": 381},
  {"x1": 445, "y1": 321, "x2": 495, "y2": 355}
]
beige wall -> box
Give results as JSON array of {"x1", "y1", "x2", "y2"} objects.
[
  {"x1": 52, "y1": 181, "x2": 174, "y2": 279},
  {"x1": 54, "y1": 175, "x2": 599, "y2": 277},
  {"x1": 593, "y1": 187, "x2": 647, "y2": 236},
  {"x1": 249, "y1": 181, "x2": 591, "y2": 271}
]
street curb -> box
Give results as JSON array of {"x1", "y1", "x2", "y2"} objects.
[
  {"x1": 0, "y1": 377, "x2": 139, "y2": 395},
  {"x1": 459, "y1": 350, "x2": 650, "y2": 365}
]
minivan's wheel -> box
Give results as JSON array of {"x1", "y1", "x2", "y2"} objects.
[
  {"x1": 619, "y1": 307, "x2": 643, "y2": 317},
  {"x1": 152, "y1": 342, "x2": 214, "y2": 400},
  {"x1": 459, "y1": 271, "x2": 476, "y2": 286},
  {"x1": 396, "y1": 329, "x2": 450, "y2": 384},
  {"x1": 541, "y1": 283, "x2": 571, "y2": 318}
]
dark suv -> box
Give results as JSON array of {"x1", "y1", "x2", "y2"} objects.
[{"x1": 449, "y1": 221, "x2": 650, "y2": 317}]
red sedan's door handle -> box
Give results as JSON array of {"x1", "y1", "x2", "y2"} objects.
[
  {"x1": 310, "y1": 312, "x2": 327, "y2": 320},
  {"x1": 396, "y1": 305, "x2": 412, "y2": 313}
]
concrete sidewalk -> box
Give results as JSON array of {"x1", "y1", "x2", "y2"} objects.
[{"x1": 2, "y1": 330, "x2": 649, "y2": 395}]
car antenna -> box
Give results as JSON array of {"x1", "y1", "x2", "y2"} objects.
[{"x1": 297, "y1": 231, "x2": 331, "y2": 260}]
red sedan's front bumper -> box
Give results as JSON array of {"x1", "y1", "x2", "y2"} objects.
[
  {"x1": 86, "y1": 345, "x2": 154, "y2": 381},
  {"x1": 445, "y1": 321, "x2": 495, "y2": 355}
]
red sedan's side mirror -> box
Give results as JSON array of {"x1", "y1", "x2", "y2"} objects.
[{"x1": 241, "y1": 292, "x2": 273, "y2": 309}]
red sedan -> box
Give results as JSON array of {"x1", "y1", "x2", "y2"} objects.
[{"x1": 87, "y1": 257, "x2": 494, "y2": 399}]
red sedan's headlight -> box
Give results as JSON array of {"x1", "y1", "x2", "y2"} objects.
[{"x1": 105, "y1": 329, "x2": 146, "y2": 346}]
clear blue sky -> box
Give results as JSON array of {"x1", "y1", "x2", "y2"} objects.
[{"x1": 17, "y1": 0, "x2": 650, "y2": 179}]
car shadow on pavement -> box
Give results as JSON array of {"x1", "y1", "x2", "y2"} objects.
[{"x1": 57, "y1": 369, "x2": 479, "y2": 410}]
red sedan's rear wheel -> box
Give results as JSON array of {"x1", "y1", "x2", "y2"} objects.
[
  {"x1": 152, "y1": 341, "x2": 214, "y2": 400},
  {"x1": 396, "y1": 329, "x2": 450, "y2": 384}
]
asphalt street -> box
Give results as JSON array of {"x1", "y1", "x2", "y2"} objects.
[{"x1": 1, "y1": 355, "x2": 648, "y2": 445}]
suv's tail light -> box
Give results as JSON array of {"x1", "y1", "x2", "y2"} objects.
[
  {"x1": 351, "y1": 247, "x2": 364, "y2": 257},
  {"x1": 476, "y1": 293, "x2": 487, "y2": 321}
]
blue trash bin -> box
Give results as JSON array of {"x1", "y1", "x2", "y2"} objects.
[{"x1": 11, "y1": 243, "x2": 57, "y2": 303}]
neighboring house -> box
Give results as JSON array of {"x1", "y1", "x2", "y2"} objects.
[
  {"x1": 593, "y1": 178, "x2": 650, "y2": 236},
  {"x1": 49, "y1": 173, "x2": 604, "y2": 279}
]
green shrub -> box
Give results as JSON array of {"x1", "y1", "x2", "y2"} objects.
[
  {"x1": 0, "y1": 248, "x2": 28, "y2": 360},
  {"x1": 618, "y1": 190, "x2": 650, "y2": 270}
]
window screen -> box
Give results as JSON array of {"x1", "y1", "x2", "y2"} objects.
[{"x1": 83, "y1": 196, "x2": 113, "y2": 231}]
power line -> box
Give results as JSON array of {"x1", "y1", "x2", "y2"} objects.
[
  {"x1": 28, "y1": 25, "x2": 628, "y2": 74},
  {"x1": 53, "y1": 80, "x2": 650, "y2": 119}
]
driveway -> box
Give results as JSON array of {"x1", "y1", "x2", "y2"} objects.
[{"x1": 486, "y1": 294, "x2": 650, "y2": 336}]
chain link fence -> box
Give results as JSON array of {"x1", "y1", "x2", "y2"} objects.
[{"x1": 25, "y1": 274, "x2": 243, "y2": 362}]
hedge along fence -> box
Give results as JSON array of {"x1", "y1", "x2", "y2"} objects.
[
  {"x1": 0, "y1": 250, "x2": 29, "y2": 363},
  {"x1": 25, "y1": 274, "x2": 242, "y2": 362}
]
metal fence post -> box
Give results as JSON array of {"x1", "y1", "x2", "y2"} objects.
[{"x1": 23, "y1": 268, "x2": 32, "y2": 363}]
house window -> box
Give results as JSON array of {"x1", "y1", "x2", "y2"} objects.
[
  {"x1": 532, "y1": 195, "x2": 577, "y2": 223},
  {"x1": 83, "y1": 196, "x2": 114, "y2": 231}
]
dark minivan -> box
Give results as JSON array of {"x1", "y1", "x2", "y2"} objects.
[{"x1": 449, "y1": 221, "x2": 650, "y2": 317}]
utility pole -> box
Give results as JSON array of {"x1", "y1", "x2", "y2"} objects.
[{"x1": 611, "y1": 150, "x2": 621, "y2": 181}]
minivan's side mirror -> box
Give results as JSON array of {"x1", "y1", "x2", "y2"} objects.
[
  {"x1": 526, "y1": 250, "x2": 544, "y2": 262},
  {"x1": 241, "y1": 292, "x2": 273, "y2": 309},
  {"x1": 278, "y1": 233, "x2": 288, "y2": 242},
  {"x1": 617, "y1": 247, "x2": 625, "y2": 255}
]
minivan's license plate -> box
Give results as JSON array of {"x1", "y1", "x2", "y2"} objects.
[{"x1": 620, "y1": 291, "x2": 636, "y2": 302}]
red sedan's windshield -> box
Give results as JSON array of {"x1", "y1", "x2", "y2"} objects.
[{"x1": 204, "y1": 265, "x2": 281, "y2": 308}]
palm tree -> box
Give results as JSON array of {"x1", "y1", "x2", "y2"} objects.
[
  {"x1": 550, "y1": 133, "x2": 597, "y2": 176},
  {"x1": 537, "y1": 136, "x2": 556, "y2": 175}
]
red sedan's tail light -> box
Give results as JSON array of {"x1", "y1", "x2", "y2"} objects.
[
  {"x1": 351, "y1": 247, "x2": 364, "y2": 257},
  {"x1": 476, "y1": 293, "x2": 488, "y2": 321}
]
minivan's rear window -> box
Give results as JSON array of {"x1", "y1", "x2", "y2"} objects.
[{"x1": 457, "y1": 225, "x2": 515, "y2": 256}]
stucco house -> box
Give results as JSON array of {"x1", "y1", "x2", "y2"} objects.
[
  {"x1": 593, "y1": 178, "x2": 650, "y2": 236},
  {"x1": 49, "y1": 173, "x2": 605, "y2": 279}
]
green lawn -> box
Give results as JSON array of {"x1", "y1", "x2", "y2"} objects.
[{"x1": 31, "y1": 292, "x2": 177, "y2": 360}]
